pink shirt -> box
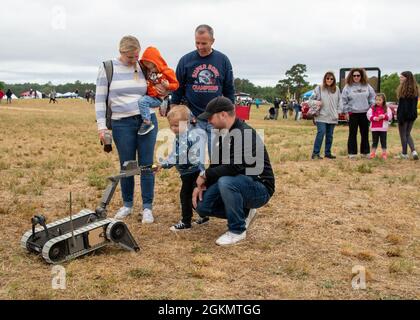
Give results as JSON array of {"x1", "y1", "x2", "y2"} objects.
[{"x1": 367, "y1": 105, "x2": 393, "y2": 132}]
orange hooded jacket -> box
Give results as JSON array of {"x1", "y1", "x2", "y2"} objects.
[{"x1": 140, "y1": 47, "x2": 179, "y2": 98}]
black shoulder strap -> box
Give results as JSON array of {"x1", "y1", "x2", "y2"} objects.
[
  {"x1": 138, "y1": 61, "x2": 147, "y2": 78},
  {"x1": 103, "y1": 60, "x2": 114, "y2": 130}
]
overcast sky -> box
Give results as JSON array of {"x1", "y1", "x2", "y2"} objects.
[{"x1": 1, "y1": 0, "x2": 419, "y2": 87}]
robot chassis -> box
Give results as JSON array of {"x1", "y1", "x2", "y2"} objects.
[{"x1": 21, "y1": 161, "x2": 154, "y2": 264}]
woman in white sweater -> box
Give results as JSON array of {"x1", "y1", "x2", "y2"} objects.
[{"x1": 309, "y1": 72, "x2": 343, "y2": 160}]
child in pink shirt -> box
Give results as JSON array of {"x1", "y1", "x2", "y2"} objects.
[{"x1": 367, "y1": 93, "x2": 393, "y2": 159}]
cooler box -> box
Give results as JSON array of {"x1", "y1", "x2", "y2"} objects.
[{"x1": 235, "y1": 105, "x2": 251, "y2": 121}]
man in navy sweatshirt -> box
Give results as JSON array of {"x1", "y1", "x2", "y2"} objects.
[{"x1": 171, "y1": 24, "x2": 235, "y2": 155}]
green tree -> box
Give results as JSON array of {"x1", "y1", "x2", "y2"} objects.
[
  {"x1": 381, "y1": 73, "x2": 400, "y2": 102},
  {"x1": 0, "y1": 81, "x2": 5, "y2": 91},
  {"x1": 234, "y1": 78, "x2": 258, "y2": 96},
  {"x1": 278, "y1": 64, "x2": 309, "y2": 99}
]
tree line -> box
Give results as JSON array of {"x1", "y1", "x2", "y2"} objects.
[
  {"x1": 0, "y1": 80, "x2": 95, "y2": 97},
  {"x1": 1, "y1": 65, "x2": 419, "y2": 103}
]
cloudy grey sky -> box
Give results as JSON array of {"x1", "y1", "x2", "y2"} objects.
[{"x1": 1, "y1": 0, "x2": 419, "y2": 86}]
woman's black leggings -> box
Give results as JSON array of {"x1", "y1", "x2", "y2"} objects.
[{"x1": 398, "y1": 121, "x2": 416, "y2": 154}]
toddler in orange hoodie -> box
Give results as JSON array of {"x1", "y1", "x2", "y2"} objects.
[{"x1": 138, "y1": 47, "x2": 179, "y2": 135}]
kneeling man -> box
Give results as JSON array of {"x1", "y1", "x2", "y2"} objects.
[{"x1": 193, "y1": 97, "x2": 275, "y2": 246}]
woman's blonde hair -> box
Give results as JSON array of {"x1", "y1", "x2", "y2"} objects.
[
  {"x1": 119, "y1": 35, "x2": 141, "y2": 53},
  {"x1": 167, "y1": 105, "x2": 190, "y2": 122}
]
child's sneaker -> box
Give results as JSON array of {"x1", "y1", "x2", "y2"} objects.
[
  {"x1": 170, "y1": 221, "x2": 192, "y2": 232},
  {"x1": 138, "y1": 122, "x2": 155, "y2": 136},
  {"x1": 193, "y1": 216, "x2": 210, "y2": 226},
  {"x1": 381, "y1": 152, "x2": 388, "y2": 160},
  {"x1": 412, "y1": 151, "x2": 419, "y2": 161},
  {"x1": 369, "y1": 152, "x2": 376, "y2": 159}
]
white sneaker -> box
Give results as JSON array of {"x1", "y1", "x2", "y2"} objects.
[
  {"x1": 395, "y1": 154, "x2": 409, "y2": 160},
  {"x1": 412, "y1": 151, "x2": 419, "y2": 161},
  {"x1": 245, "y1": 209, "x2": 258, "y2": 230},
  {"x1": 348, "y1": 154, "x2": 358, "y2": 160},
  {"x1": 114, "y1": 207, "x2": 133, "y2": 220},
  {"x1": 216, "y1": 231, "x2": 247, "y2": 246},
  {"x1": 142, "y1": 208, "x2": 154, "y2": 224}
]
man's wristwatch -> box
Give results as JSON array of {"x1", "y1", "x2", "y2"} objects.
[{"x1": 199, "y1": 170, "x2": 207, "y2": 180}]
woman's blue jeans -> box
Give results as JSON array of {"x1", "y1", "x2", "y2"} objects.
[
  {"x1": 313, "y1": 122, "x2": 336, "y2": 156},
  {"x1": 111, "y1": 114, "x2": 158, "y2": 210}
]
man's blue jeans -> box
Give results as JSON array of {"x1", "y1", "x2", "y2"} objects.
[
  {"x1": 196, "y1": 175, "x2": 271, "y2": 234},
  {"x1": 111, "y1": 114, "x2": 158, "y2": 210},
  {"x1": 313, "y1": 122, "x2": 336, "y2": 156}
]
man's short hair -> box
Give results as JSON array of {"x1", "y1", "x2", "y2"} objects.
[{"x1": 195, "y1": 25, "x2": 214, "y2": 39}]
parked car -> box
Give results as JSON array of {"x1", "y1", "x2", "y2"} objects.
[{"x1": 386, "y1": 102, "x2": 398, "y2": 124}]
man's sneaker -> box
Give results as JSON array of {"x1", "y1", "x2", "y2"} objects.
[
  {"x1": 395, "y1": 153, "x2": 409, "y2": 160},
  {"x1": 114, "y1": 207, "x2": 133, "y2": 220},
  {"x1": 138, "y1": 122, "x2": 155, "y2": 136},
  {"x1": 361, "y1": 154, "x2": 370, "y2": 159},
  {"x1": 141, "y1": 208, "x2": 154, "y2": 224},
  {"x1": 412, "y1": 151, "x2": 419, "y2": 160},
  {"x1": 245, "y1": 209, "x2": 258, "y2": 230},
  {"x1": 170, "y1": 221, "x2": 192, "y2": 232},
  {"x1": 193, "y1": 216, "x2": 210, "y2": 226},
  {"x1": 216, "y1": 231, "x2": 247, "y2": 246},
  {"x1": 348, "y1": 154, "x2": 358, "y2": 160}
]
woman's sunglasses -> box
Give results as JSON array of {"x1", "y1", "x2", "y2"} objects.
[{"x1": 353, "y1": 74, "x2": 361, "y2": 78}]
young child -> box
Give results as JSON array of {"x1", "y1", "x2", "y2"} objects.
[
  {"x1": 138, "y1": 47, "x2": 179, "y2": 135},
  {"x1": 157, "y1": 106, "x2": 209, "y2": 231},
  {"x1": 367, "y1": 93, "x2": 393, "y2": 159}
]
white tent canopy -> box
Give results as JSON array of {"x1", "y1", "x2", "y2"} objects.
[
  {"x1": 61, "y1": 92, "x2": 78, "y2": 98},
  {"x1": 21, "y1": 90, "x2": 43, "y2": 99},
  {"x1": 2, "y1": 94, "x2": 18, "y2": 100}
]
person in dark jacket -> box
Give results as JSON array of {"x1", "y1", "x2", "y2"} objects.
[
  {"x1": 193, "y1": 97, "x2": 275, "y2": 246},
  {"x1": 6, "y1": 89, "x2": 13, "y2": 104},
  {"x1": 274, "y1": 98, "x2": 280, "y2": 120},
  {"x1": 396, "y1": 71, "x2": 419, "y2": 160}
]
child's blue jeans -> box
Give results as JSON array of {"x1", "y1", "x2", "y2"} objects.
[{"x1": 138, "y1": 95, "x2": 162, "y2": 122}]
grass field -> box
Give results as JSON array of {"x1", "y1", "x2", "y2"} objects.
[{"x1": 0, "y1": 99, "x2": 419, "y2": 300}]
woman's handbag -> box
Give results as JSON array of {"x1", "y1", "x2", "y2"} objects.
[{"x1": 307, "y1": 87, "x2": 323, "y2": 119}]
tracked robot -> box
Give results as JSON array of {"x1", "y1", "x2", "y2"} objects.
[{"x1": 21, "y1": 161, "x2": 154, "y2": 264}]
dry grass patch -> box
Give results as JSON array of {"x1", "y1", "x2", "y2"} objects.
[{"x1": 0, "y1": 100, "x2": 419, "y2": 299}]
